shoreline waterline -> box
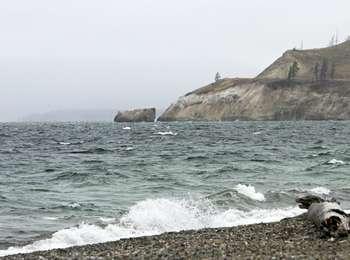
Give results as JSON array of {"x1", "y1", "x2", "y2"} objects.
[{"x1": 2, "y1": 216, "x2": 350, "y2": 259}]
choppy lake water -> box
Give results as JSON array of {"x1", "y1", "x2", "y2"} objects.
[{"x1": 0, "y1": 121, "x2": 349, "y2": 255}]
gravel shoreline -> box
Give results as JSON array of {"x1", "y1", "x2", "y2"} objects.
[{"x1": 2, "y1": 215, "x2": 350, "y2": 259}]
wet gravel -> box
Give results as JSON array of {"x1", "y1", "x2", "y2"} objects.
[{"x1": 2, "y1": 216, "x2": 350, "y2": 259}]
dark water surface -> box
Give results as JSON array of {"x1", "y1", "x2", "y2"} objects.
[{"x1": 0, "y1": 121, "x2": 349, "y2": 254}]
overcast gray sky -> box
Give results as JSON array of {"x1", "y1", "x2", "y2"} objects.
[{"x1": 1, "y1": 0, "x2": 349, "y2": 121}]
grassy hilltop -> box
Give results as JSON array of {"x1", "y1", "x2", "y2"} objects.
[{"x1": 258, "y1": 41, "x2": 350, "y2": 81}]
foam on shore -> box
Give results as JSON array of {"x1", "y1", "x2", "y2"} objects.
[{"x1": 0, "y1": 197, "x2": 304, "y2": 256}]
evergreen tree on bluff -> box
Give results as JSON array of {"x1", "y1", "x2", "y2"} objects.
[
  {"x1": 313, "y1": 63, "x2": 319, "y2": 82},
  {"x1": 320, "y1": 59, "x2": 328, "y2": 81},
  {"x1": 215, "y1": 72, "x2": 221, "y2": 82},
  {"x1": 330, "y1": 63, "x2": 336, "y2": 80},
  {"x1": 287, "y1": 61, "x2": 300, "y2": 81}
]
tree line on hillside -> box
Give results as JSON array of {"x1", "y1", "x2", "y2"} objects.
[
  {"x1": 288, "y1": 62, "x2": 300, "y2": 80},
  {"x1": 312, "y1": 59, "x2": 336, "y2": 81},
  {"x1": 287, "y1": 59, "x2": 336, "y2": 82}
]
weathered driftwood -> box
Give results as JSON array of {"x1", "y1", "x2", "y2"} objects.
[{"x1": 296, "y1": 195, "x2": 350, "y2": 237}]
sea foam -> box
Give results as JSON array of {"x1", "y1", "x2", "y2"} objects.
[
  {"x1": 327, "y1": 159, "x2": 345, "y2": 165},
  {"x1": 0, "y1": 197, "x2": 303, "y2": 256},
  {"x1": 234, "y1": 184, "x2": 266, "y2": 201},
  {"x1": 155, "y1": 131, "x2": 177, "y2": 136},
  {"x1": 58, "y1": 142, "x2": 71, "y2": 145},
  {"x1": 309, "y1": 187, "x2": 331, "y2": 195}
]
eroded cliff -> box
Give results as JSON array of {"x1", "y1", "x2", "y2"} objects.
[
  {"x1": 159, "y1": 42, "x2": 350, "y2": 121},
  {"x1": 158, "y1": 78, "x2": 350, "y2": 121}
]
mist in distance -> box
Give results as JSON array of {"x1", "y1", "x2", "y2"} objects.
[{"x1": 1, "y1": 0, "x2": 350, "y2": 121}]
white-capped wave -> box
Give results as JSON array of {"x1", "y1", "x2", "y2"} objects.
[
  {"x1": 59, "y1": 142, "x2": 71, "y2": 145},
  {"x1": 43, "y1": 217, "x2": 59, "y2": 221},
  {"x1": 234, "y1": 184, "x2": 265, "y2": 201},
  {"x1": 155, "y1": 131, "x2": 177, "y2": 136},
  {"x1": 122, "y1": 127, "x2": 131, "y2": 130},
  {"x1": 67, "y1": 202, "x2": 81, "y2": 209},
  {"x1": 309, "y1": 187, "x2": 331, "y2": 195},
  {"x1": 327, "y1": 159, "x2": 345, "y2": 165},
  {"x1": 0, "y1": 198, "x2": 304, "y2": 256},
  {"x1": 99, "y1": 217, "x2": 116, "y2": 223}
]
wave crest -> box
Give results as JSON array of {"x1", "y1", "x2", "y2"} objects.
[
  {"x1": 234, "y1": 184, "x2": 266, "y2": 201},
  {"x1": 0, "y1": 197, "x2": 304, "y2": 256},
  {"x1": 309, "y1": 187, "x2": 331, "y2": 195}
]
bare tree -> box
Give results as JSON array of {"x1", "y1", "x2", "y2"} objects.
[
  {"x1": 329, "y1": 35, "x2": 335, "y2": 47},
  {"x1": 335, "y1": 30, "x2": 338, "y2": 45}
]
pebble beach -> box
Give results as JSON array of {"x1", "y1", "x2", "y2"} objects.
[{"x1": 2, "y1": 216, "x2": 350, "y2": 259}]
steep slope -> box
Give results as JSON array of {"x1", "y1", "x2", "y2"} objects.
[
  {"x1": 158, "y1": 41, "x2": 350, "y2": 121},
  {"x1": 257, "y1": 41, "x2": 350, "y2": 81}
]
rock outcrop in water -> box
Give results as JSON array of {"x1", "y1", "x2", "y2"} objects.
[
  {"x1": 159, "y1": 41, "x2": 350, "y2": 121},
  {"x1": 114, "y1": 108, "x2": 156, "y2": 122}
]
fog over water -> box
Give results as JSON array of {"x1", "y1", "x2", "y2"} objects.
[{"x1": 1, "y1": 0, "x2": 350, "y2": 121}]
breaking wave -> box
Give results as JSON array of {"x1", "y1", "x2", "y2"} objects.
[
  {"x1": 0, "y1": 197, "x2": 304, "y2": 256},
  {"x1": 326, "y1": 159, "x2": 345, "y2": 165},
  {"x1": 234, "y1": 184, "x2": 266, "y2": 201},
  {"x1": 155, "y1": 131, "x2": 177, "y2": 136},
  {"x1": 309, "y1": 187, "x2": 331, "y2": 195}
]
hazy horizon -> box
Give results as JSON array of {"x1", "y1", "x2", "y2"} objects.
[
  {"x1": 1, "y1": 0, "x2": 350, "y2": 121},
  {"x1": 20, "y1": 107, "x2": 167, "y2": 122}
]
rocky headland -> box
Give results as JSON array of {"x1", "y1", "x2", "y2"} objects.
[
  {"x1": 114, "y1": 108, "x2": 156, "y2": 122},
  {"x1": 159, "y1": 41, "x2": 350, "y2": 121}
]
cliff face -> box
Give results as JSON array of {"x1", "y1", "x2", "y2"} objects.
[
  {"x1": 159, "y1": 42, "x2": 350, "y2": 121},
  {"x1": 158, "y1": 79, "x2": 350, "y2": 121},
  {"x1": 114, "y1": 108, "x2": 156, "y2": 122}
]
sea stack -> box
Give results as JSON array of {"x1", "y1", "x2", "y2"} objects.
[
  {"x1": 114, "y1": 108, "x2": 156, "y2": 122},
  {"x1": 158, "y1": 41, "x2": 350, "y2": 121}
]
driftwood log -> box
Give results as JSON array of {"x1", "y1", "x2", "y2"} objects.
[{"x1": 296, "y1": 195, "x2": 350, "y2": 237}]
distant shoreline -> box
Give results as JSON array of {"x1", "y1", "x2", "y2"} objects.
[
  {"x1": 3, "y1": 216, "x2": 350, "y2": 259},
  {"x1": 3, "y1": 120, "x2": 350, "y2": 123}
]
